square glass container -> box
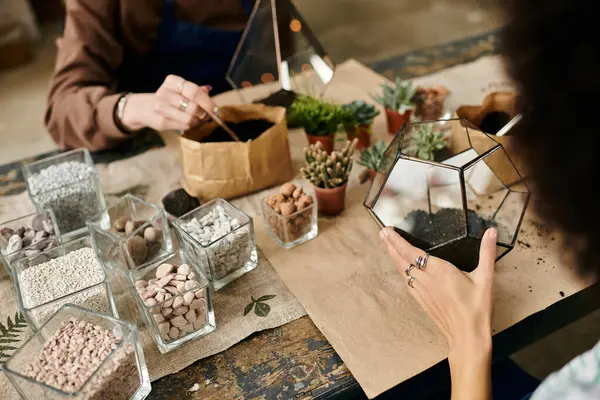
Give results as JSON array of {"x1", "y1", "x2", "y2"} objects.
[
  {"x1": 173, "y1": 198, "x2": 258, "y2": 290},
  {"x1": 0, "y1": 209, "x2": 62, "y2": 278},
  {"x1": 261, "y1": 199, "x2": 318, "y2": 249},
  {"x1": 87, "y1": 194, "x2": 173, "y2": 271},
  {"x1": 4, "y1": 304, "x2": 151, "y2": 400},
  {"x1": 129, "y1": 250, "x2": 216, "y2": 353},
  {"x1": 22, "y1": 148, "x2": 106, "y2": 239},
  {"x1": 13, "y1": 236, "x2": 119, "y2": 330}
]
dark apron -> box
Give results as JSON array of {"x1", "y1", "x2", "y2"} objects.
[{"x1": 118, "y1": 0, "x2": 253, "y2": 95}]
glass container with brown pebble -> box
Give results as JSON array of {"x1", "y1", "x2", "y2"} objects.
[
  {"x1": 87, "y1": 194, "x2": 173, "y2": 271},
  {"x1": 4, "y1": 304, "x2": 151, "y2": 400},
  {"x1": 261, "y1": 183, "x2": 318, "y2": 249},
  {"x1": 128, "y1": 249, "x2": 215, "y2": 353}
]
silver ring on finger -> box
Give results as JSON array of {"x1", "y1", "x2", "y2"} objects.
[
  {"x1": 408, "y1": 276, "x2": 416, "y2": 288},
  {"x1": 416, "y1": 253, "x2": 429, "y2": 270},
  {"x1": 405, "y1": 264, "x2": 415, "y2": 277},
  {"x1": 179, "y1": 97, "x2": 190, "y2": 112},
  {"x1": 176, "y1": 80, "x2": 186, "y2": 94}
]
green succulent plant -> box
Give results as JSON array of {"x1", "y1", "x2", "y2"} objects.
[
  {"x1": 340, "y1": 100, "x2": 380, "y2": 128},
  {"x1": 357, "y1": 140, "x2": 389, "y2": 172},
  {"x1": 301, "y1": 139, "x2": 357, "y2": 188},
  {"x1": 407, "y1": 125, "x2": 448, "y2": 161},
  {"x1": 371, "y1": 77, "x2": 417, "y2": 112},
  {"x1": 287, "y1": 95, "x2": 340, "y2": 136}
]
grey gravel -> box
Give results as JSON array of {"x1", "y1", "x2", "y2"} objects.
[
  {"x1": 181, "y1": 205, "x2": 252, "y2": 280},
  {"x1": 18, "y1": 247, "x2": 111, "y2": 326},
  {"x1": 27, "y1": 161, "x2": 101, "y2": 234}
]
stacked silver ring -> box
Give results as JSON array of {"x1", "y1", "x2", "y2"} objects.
[
  {"x1": 416, "y1": 253, "x2": 429, "y2": 270},
  {"x1": 179, "y1": 97, "x2": 189, "y2": 111},
  {"x1": 408, "y1": 276, "x2": 416, "y2": 288},
  {"x1": 405, "y1": 264, "x2": 415, "y2": 276}
]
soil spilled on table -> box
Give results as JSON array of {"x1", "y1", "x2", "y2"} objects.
[
  {"x1": 204, "y1": 119, "x2": 274, "y2": 143},
  {"x1": 394, "y1": 208, "x2": 496, "y2": 271}
]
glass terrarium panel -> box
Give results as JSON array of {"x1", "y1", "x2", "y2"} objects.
[
  {"x1": 400, "y1": 120, "x2": 480, "y2": 165},
  {"x1": 226, "y1": 0, "x2": 334, "y2": 97},
  {"x1": 491, "y1": 190, "x2": 530, "y2": 246},
  {"x1": 463, "y1": 149, "x2": 529, "y2": 246},
  {"x1": 465, "y1": 123, "x2": 500, "y2": 155},
  {"x1": 372, "y1": 158, "x2": 467, "y2": 248},
  {"x1": 364, "y1": 134, "x2": 403, "y2": 208},
  {"x1": 430, "y1": 238, "x2": 511, "y2": 272}
]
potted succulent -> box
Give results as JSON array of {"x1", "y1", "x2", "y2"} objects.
[
  {"x1": 288, "y1": 95, "x2": 340, "y2": 153},
  {"x1": 340, "y1": 100, "x2": 380, "y2": 150},
  {"x1": 406, "y1": 125, "x2": 449, "y2": 161},
  {"x1": 371, "y1": 77, "x2": 417, "y2": 136},
  {"x1": 301, "y1": 139, "x2": 357, "y2": 215},
  {"x1": 357, "y1": 140, "x2": 389, "y2": 184},
  {"x1": 414, "y1": 85, "x2": 450, "y2": 121}
]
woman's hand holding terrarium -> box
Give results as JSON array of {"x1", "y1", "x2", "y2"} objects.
[
  {"x1": 380, "y1": 226, "x2": 498, "y2": 400},
  {"x1": 120, "y1": 75, "x2": 216, "y2": 133}
]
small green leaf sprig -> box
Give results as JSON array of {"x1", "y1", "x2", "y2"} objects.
[{"x1": 244, "y1": 295, "x2": 277, "y2": 317}]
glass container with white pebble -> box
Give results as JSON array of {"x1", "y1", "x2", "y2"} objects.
[{"x1": 128, "y1": 249, "x2": 215, "y2": 353}]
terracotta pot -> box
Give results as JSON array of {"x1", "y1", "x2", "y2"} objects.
[
  {"x1": 313, "y1": 184, "x2": 347, "y2": 215},
  {"x1": 385, "y1": 108, "x2": 412, "y2": 135},
  {"x1": 345, "y1": 124, "x2": 371, "y2": 150},
  {"x1": 306, "y1": 133, "x2": 334, "y2": 153},
  {"x1": 367, "y1": 169, "x2": 377, "y2": 182}
]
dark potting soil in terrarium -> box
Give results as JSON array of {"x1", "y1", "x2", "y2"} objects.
[
  {"x1": 479, "y1": 111, "x2": 512, "y2": 135},
  {"x1": 204, "y1": 119, "x2": 274, "y2": 143},
  {"x1": 395, "y1": 208, "x2": 497, "y2": 271}
]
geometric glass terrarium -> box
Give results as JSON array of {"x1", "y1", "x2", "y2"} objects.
[
  {"x1": 226, "y1": 0, "x2": 335, "y2": 101},
  {"x1": 364, "y1": 119, "x2": 530, "y2": 272}
]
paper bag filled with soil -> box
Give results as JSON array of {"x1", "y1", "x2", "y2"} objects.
[
  {"x1": 453, "y1": 92, "x2": 527, "y2": 180},
  {"x1": 180, "y1": 104, "x2": 294, "y2": 201}
]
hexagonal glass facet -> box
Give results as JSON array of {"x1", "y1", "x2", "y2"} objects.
[{"x1": 364, "y1": 119, "x2": 530, "y2": 271}]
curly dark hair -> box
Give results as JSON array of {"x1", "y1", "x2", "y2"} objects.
[{"x1": 501, "y1": 0, "x2": 600, "y2": 276}]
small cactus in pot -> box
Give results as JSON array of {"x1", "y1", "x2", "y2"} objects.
[
  {"x1": 340, "y1": 101, "x2": 380, "y2": 150},
  {"x1": 301, "y1": 139, "x2": 358, "y2": 215}
]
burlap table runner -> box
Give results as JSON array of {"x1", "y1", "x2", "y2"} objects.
[{"x1": 0, "y1": 147, "x2": 306, "y2": 400}]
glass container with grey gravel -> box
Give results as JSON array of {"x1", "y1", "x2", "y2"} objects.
[
  {"x1": 173, "y1": 198, "x2": 258, "y2": 291},
  {"x1": 22, "y1": 148, "x2": 106, "y2": 239},
  {"x1": 12, "y1": 236, "x2": 119, "y2": 330},
  {"x1": 4, "y1": 304, "x2": 151, "y2": 400}
]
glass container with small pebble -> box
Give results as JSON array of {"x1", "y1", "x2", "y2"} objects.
[
  {"x1": 129, "y1": 249, "x2": 216, "y2": 353},
  {"x1": 173, "y1": 198, "x2": 258, "y2": 290},
  {"x1": 22, "y1": 148, "x2": 106, "y2": 240},
  {"x1": 87, "y1": 194, "x2": 173, "y2": 271},
  {"x1": 4, "y1": 304, "x2": 151, "y2": 400},
  {"x1": 0, "y1": 209, "x2": 61, "y2": 279},
  {"x1": 13, "y1": 236, "x2": 119, "y2": 330}
]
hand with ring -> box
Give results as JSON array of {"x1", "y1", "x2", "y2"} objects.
[
  {"x1": 380, "y1": 226, "x2": 498, "y2": 400},
  {"x1": 119, "y1": 74, "x2": 215, "y2": 132}
]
